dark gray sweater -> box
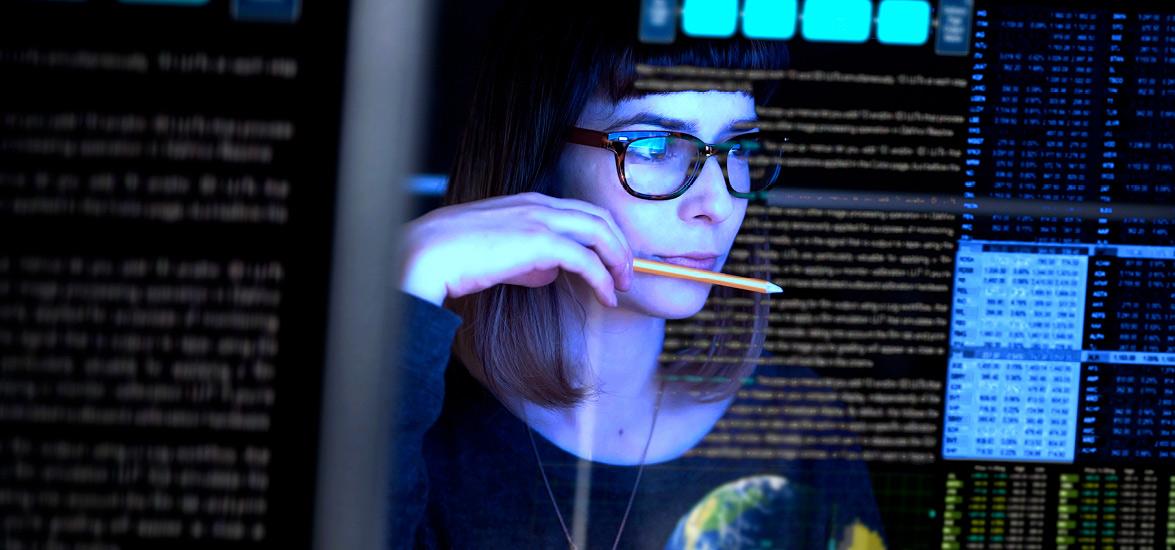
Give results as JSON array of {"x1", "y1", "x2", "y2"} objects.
[{"x1": 388, "y1": 292, "x2": 885, "y2": 549}]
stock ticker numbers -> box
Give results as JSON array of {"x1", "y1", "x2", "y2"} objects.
[
  {"x1": 1078, "y1": 360, "x2": 1175, "y2": 463},
  {"x1": 940, "y1": 5, "x2": 1175, "y2": 548},
  {"x1": 965, "y1": 6, "x2": 1175, "y2": 247},
  {"x1": 1085, "y1": 250, "x2": 1175, "y2": 354},
  {"x1": 940, "y1": 465, "x2": 1048, "y2": 549},
  {"x1": 944, "y1": 243, "x2": 1175, "y2": 463},
  {"x1": 1055, "y1": 468, "x2": 1162, "y2": 549},
  {"x1": 1119, "y1": 11, "x2": 1175, "y2": 245},
  {"x1": 952, "y1": 4, "x2": 1175, "y2": 459},
  {"x1": 944, "y1": 242, "x2": 1088, "y2": 463},
  {"x1": 966, "y1": 6, "x2": 1106, "y2": 243}
]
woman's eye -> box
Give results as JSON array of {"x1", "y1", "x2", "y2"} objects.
[{"x1": 630, "y1": 139, "x2": 670, "y2": 160}]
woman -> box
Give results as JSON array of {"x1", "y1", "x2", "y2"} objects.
[{"x1": 391, "y1": 2, "x2": 884, "y2": 548}]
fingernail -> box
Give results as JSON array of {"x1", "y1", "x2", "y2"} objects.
[{"x1": 610, "y1": 293, "x2": 619, "y2": 307}]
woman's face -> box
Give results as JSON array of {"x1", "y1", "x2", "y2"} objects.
[{"x1": 557, "y1": 91, "x2": 757, "y2": 319}]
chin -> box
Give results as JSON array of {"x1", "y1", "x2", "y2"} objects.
[{"x1": 625, "y1": 277, "x2": 714, "y2": 319}]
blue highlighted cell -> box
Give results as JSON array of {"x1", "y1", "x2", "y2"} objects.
[
  {"x1": 742, "y1": 0, "x2": 797, "y2": 40},
  {"x1": 800, "y1": 0, "x2": 872, "y2": 43},
  {"x1": 877, "y1": 0, "x2": 931, "y2": 45},
  {"x1": 639, "y1": 0, "x2": 677, "y2": 44},
  {"x1": 681, "y1": 0, "x2": 738, "y2": 38},
  {"x1": 935, "y1": 0, "x2": 974, "y2": 55}
]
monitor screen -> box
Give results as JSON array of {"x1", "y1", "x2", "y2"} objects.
[
  {"x1": 396, "y1": 1, "x2": 1175, "y2": 548},
  {"x1": 0, "y1": 1, "x2": 389, "y2": 548}
]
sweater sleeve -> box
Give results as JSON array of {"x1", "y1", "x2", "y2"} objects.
[{"x1": 385, "y1": 291, "x2": 462, "y2": 549}]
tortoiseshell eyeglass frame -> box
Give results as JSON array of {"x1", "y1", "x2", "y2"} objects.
[{"x1": 565, "y1": 127, "x2": 784, "y2": 201}]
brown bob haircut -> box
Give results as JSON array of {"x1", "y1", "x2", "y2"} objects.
[{"x1": 444, "y1": 1, "x2": 787, "y2": 408}]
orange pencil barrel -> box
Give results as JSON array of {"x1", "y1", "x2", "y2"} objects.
[{"x1": 632, "y1": 258, "x2": 782, "y2": 294}]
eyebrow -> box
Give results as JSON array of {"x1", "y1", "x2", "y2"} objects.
[
  {"x1": 603, "y1": 112, "x2": 760, "y2": 137},
  {"x1": 603, "y1": 112, "x2": 696, "y2": 133}
]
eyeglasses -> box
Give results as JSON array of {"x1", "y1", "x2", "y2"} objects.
[{"x1": 566, "y1": 127, "x2": 785, "y2": 200}]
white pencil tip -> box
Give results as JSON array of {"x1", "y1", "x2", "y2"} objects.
[{"x1": 766, "y1": 283, "x2": 783, "y2": 294}]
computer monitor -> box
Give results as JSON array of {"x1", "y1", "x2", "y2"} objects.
[
  {"x1": 396, "y1": 1, "x2": 1175, "y2": 548},
  {"x1": 0, "y1": 0, "x2": 427, "y2": 548}
]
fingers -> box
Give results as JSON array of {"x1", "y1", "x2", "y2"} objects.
[
  {"x1": 518, "y1": 207, "x2": 631, "y2": 292},
  {"x1": 549, "y1": 202, "x2": 634, "y2": 291},
  {"x1": 492, "y1": 193, "x2": 633, "y2": 291},
  {"x1": 520, "y1": 193, "x2": 632, "y2": 256},
  {"x1": 450, "y1": 192, "x2": 633, "y2": 305},
  {"x1": 529, "y1": 233, "x2": 618, "y2": 307}
]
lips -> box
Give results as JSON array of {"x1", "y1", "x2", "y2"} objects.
[{"x1": 653, "y1": 254, "x2": 719, "y2": 271}]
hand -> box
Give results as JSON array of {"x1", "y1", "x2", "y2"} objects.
[{"x1": 399, "y1": 192, "x2": 634, "y2": 308}]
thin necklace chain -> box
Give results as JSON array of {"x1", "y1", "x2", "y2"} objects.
[{"x1": 526, "y1": 379, "x2": 666, "y2": 550}]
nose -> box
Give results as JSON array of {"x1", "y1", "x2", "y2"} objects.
[{"x1": 678, "y1": 154, "x2": 734, "y2": 224}]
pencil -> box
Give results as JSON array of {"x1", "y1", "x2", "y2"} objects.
[{"x1": 632, "y1": 258, "x2": 783, "y2": 294}]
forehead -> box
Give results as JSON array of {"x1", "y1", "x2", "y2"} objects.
[{"x1": 578, "y1": 91, "x2": 757, "y2": 137}]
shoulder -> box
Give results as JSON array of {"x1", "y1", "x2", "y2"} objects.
[{"x1": 430, "y1": 353, "x2": 524, "y2": 446}]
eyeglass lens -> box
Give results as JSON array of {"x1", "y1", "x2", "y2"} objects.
[{"x1": 622, "y1": 135, "x2": 781, "y2": 197}]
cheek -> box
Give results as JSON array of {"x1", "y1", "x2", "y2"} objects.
[
  {"x1": 613, "y1": 204, "x2": 668, "y2": 255},
  {"x1": 713, "y1": 204, "x2": 748, "y2": 272},
  {"x1": 559, "y1": 150, "x2": 656, "y2": 249},
  {"x1": 557, "y1": 149, "x2": 618, "y2": 203},
  {"x1": 623, "y1": 270, "x2": 715, "y2": 320}
]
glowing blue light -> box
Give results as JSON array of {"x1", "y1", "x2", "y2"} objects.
[
  {"x1": 639, "y1": 0, "x2": 678, "y2": 44},
  {"x1": 742, "y1": 0, "x2": 797, "y2": 40},
  {"x1": 935, "y1": 0, "x2": 975, "y2": 56},
  {"x1": 877, "y1": 0, "x2": 931, "y2": 45},
  {"x1": 682, "y1": 0, "x2": 738, "y2": 38},
  {"x1": 800, "y1": 0, "x2": 872, "y2": 43}
]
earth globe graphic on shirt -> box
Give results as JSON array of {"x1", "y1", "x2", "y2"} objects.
[{"x1": 664, "y1": 475, "x2": 885, "y2": 550}]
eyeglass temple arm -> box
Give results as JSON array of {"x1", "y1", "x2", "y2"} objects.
[{"x1": 566, "y1": 127, "x2": 610, "y2": 147}]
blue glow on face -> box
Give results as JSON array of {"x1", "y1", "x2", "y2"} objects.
[
  {"x1": 742, "y1": 0, "x2": 797, "y2": 40},
  {"x1": 800, "y1": 0, "x2": 872, "y2": 43},
  {"x1": 682, "y1": 0, "x2": 739, "y2": 38},
  {"x1": 877, "y1": 0, "x2": 932, "y2": 45}
]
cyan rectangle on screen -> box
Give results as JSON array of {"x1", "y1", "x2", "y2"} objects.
[
  {"x1": 877, "y1": 0, "x2": 930, "y2": 45},
  {"x1": 639, "y1": 0, "x2": 678, "y2": 44},
  {"x1": 119, "y1": 0, "x2": 207, "y2": 5},
  {"x1": 800, "y1": 0, "x2": 872, "y2": 43},
  {"x1": 742, "y1": 0, "x2": 796, "y2": 40},
  {"x1": 935, "y1": 0, "x2": 974, "y2": 55},
  {"x1": 232, "y1": 0, "x2": 300, "y2": 23},
  {"x1": 681, "y1": 0, "x2": 738, "y2": 38}
]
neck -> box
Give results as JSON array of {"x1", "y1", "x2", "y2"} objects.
[
  {"x1": 558, "y1": 275, "x2": 665, "y2": 401},
  {"x1": 518, "y1": 275, "x2": 666, "y2": 464}
]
